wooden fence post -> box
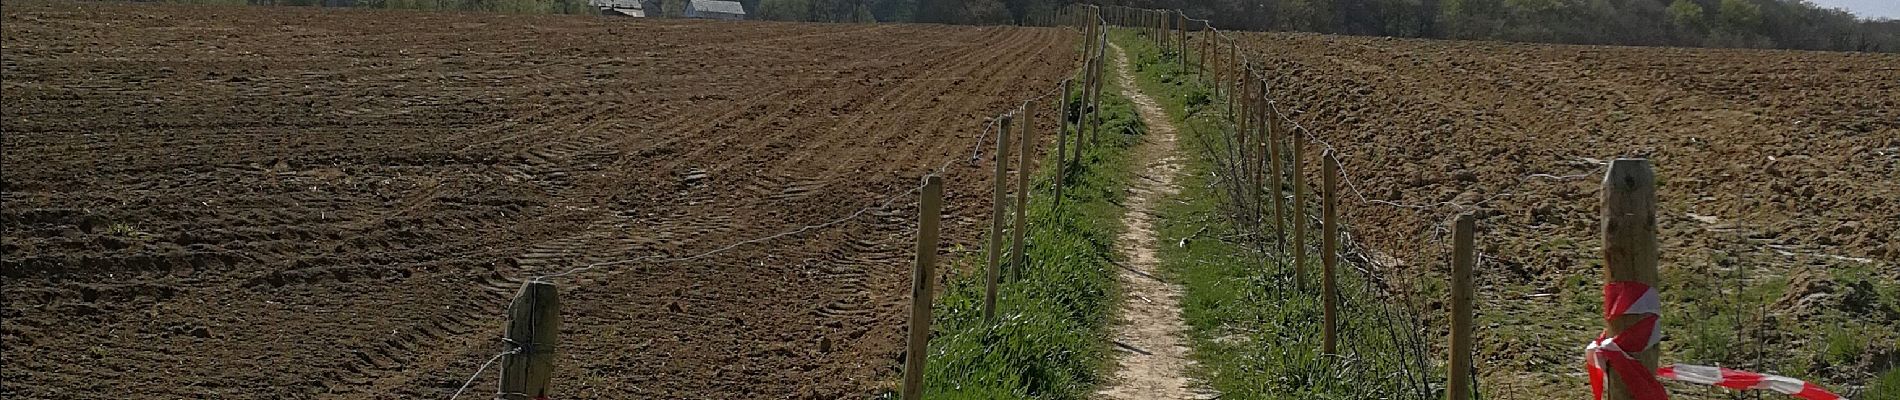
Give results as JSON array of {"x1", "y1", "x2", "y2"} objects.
[
  {"x1": 1266, "y1": 101, "x2": 1287, "y2": 258},
  {"x1": 500, "y1": 282, "x2": 559, "y2": 400},
  {"x1": 1290, "y1": 127, "x2": 1307, "y2": 291},
  {"x1": 1096, "y1": 43, "x2": 1106, "y2": 142},
  {"x1": 900, "y1": 175, "x2": 943, "y2": 400},
  {"x1": 1602, "y1": 159, "x2": 1659, "y2": 400},
  {"x1": 1450, "y1": 213, "x2": 1476, "y2": 400},
  {"x1": 985, "y1": 115, "x2": 1013, "y2": 321},
  {"x1": 1321, "y1": 149, "x2": 1339, "y2": 355},
  {"x1": 1055, "y1": 80, "x2": 1071, "y2": 212},
  {"x1": 1178, "y1": 12, "x2": 1187, "y2": 71},
  {"x1": 1011, "y1": 101, "x2": 1035, "y2": 280}
]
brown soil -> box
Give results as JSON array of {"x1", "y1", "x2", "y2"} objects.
[
  {"x1": 1, "y1": 2, "x2": 1075, "y2": 398},
  {"x1": 1229, "y1": 32, "x2": 1898, "y2": 396}
]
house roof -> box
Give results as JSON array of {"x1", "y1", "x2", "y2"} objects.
[
  {"x1": 591, "y1": 0, "x2": 643, "y2": 9},
  {"x1": 689, "y1": 0, "x2": 745, "y2": 15}
]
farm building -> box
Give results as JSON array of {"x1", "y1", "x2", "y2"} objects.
[
  {"x1": 592, "y1": 0, "x2": 660, "y2": 17},
  {"x1": 682, "y1": 0, "x2": 745, "y2": 20}
]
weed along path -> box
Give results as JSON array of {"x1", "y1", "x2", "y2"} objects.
[{"x1": 1095, "y1": 43, "x2": 1206, "y2": 400}]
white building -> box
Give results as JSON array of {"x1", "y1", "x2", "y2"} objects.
[
  {"x1": 593, "y1": 0, "x2": 660, "y2": 17},
  {"x1": 682, "y1": 0, "x2": 745, "y2": 20}
]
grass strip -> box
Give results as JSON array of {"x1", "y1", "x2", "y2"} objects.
[{"x1": 889, "y1": 66, "x2": 1148, "y2": 399}]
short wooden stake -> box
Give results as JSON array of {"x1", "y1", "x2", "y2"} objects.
[
  {"x1": 1601, "y1": 159, "x2": 1660, "y2": 400},
  {"x1": 1010, "y1": 101, "x2": 1035, "y2": 280},
  {"x1": 1321, "y1": 150, "x2": 1339, "y2": 355},
  {"x1": 985, "y1": 116, "x2": 1013, "y2": 321},
  {"x1": 1449, "y1": 213, "x2": 1476, "y2": 400},
  {"x1": 500, "y1": 282, "x2": 559, "y2": 400},
  {"x1": 900, "y1": 175, "x2": 944, "y2": 400}
]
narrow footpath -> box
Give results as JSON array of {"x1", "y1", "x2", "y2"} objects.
[{"x1": 1094, "y1": 43, "x2": 1210, "y2": 400}]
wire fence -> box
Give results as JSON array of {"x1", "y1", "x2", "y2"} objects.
[
  {"x1": 1106, "y1": 4, "x2": 1880, "y2": 399},
  {"x1": 1089, "y1": 4, "x2": 1638, "y2": 399},
  {"x1": 443, "y1": 10, "x2": 1115, "y2": 399}
]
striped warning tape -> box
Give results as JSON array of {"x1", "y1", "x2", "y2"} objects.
[
  {"x1": 1660, "y1": 364, "x2": 1843, "y2": 400},
  {"x1": 1585, "y1": 281, "x2": 1843, "y2": 400}
]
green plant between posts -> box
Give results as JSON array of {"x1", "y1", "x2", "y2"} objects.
[
  {"x1": 1114, "y1": 28, "x2": 1439, "y2": 400},
  {"x1": 896, "y1": 64, "x2": 1147, "y2": 399}
]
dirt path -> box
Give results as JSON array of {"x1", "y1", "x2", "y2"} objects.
[{"x1": 1094, "y1": 43, "x2": 1208, "y2": 400}]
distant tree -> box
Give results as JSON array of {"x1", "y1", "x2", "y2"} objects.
[
  {"x1": 1668, "y1": 0, "x2": 1706, "y2": 30},
  {"x1": 1717, "y1": 0, "x2": 1762, "y2": 32},
  {"x1": 756, "y1": 0, "x2": 809, "y2": 20}
]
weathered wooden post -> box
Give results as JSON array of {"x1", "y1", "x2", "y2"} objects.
[
  {"x1": 1010, "y1": 101, "x2": 1035, "y2": 280},
  {"x1": 901, "y1": 175, "x2": 944, "y2": 400},
  {"x1": 1266, "y1": 101, "x2": 1287, "y2": 258},
  {"x1": 1178, "y1": 11, "x2": 1188, "y2": 71},
  {"x1": 1089, "y1": 40, "x2": 1105, "y2": 146},
  {"x1": 985, "y1": 115, "x2": 1013, "y2": 321},
  {"x1": 500, "y1": 282, "x2": 559, "y2": 400},
  {"x1": 1055, "y1": 79, "x2": 1071, "y2": 211},
  {"x1": 1449, "y1": 213, "x2": 1476, "y2": 400},
  {"x1": 1227, "y1": 44, "x2": 1237, "y2": 120},
  {"x1": 1290, "y1": 128, "x2": 1308, "y2": 291},
  {"x1": 1601, "y1": 159, "x2": 1660, "y2": 400},
  {"x1": 1321, "y1": 149, "x2": 1340, "y2": 355}
]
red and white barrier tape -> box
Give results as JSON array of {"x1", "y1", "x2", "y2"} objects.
[
  {"x1": 1585, "y1": 281, "x2": 1843, "y2": 400},
  {"x1": 1660, "y1": 364, "x2": 1842, "y2": 400},
  {"x1": 1586, "y1": 281, "x2": 1667, "y2": 399}
]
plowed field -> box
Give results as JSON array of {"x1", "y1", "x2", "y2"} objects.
[
  {"x1": 1, "y1": 2, "x2": 1075, "y2": 398},
  {"x1": 1236, "y1": 32, "x2": 1899, "y2": 395}
]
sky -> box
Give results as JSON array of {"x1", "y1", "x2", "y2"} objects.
[{"x1": 1803, "y1": 0, "x2": 1900, "y2": 20}]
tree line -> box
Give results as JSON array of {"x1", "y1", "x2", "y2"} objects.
[{"x1": 743, "y1": 0, "x2": 1900, "y2": 52}]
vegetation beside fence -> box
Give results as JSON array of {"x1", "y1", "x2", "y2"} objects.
[
  {"x1": 1114, "y1": 28, "x2": 1441, "y2": 399},
  {"x1": 910, "y1": 72, "x2": 1146, "y2": 400}
]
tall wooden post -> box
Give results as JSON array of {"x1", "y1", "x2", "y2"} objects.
[
  {"x1": 1290, "y1": 128, "x2": 1307, "y2": 291},
  {"x1": 1601, "y1": 159, "x2": 1659, "y2": 400},
  {"x1": 1055, "y1": 80, "x2": 1071, "y2": 211},
  {"x1": 500, "y1": 282, "x2": 559, "y2": 400},
  {"x1": 1321, "y1": 150, "x2": 1340, "y2": 355},
  {"x1": 1096, "y1": 36, "x2": 1106, "y2": 138},
  {"x1": 1178, "y1": 12, "x2": 1187, "y2": 71},
  {"x1": 985, "y1": 116, "x2": 1013, "y2": 321},
  {"x1": 901, "y1": 176, "x2": 944, "y2": 400},
  {"x1": 1011, "y1": 101, "x2": 1035, "y2": 280},
  {"x1": 1228, "y1": 44, "x2": 1239, "y2": 121},
  {"x1": 1266, "y1": 101, "x2": 1287, "y2": 258},
  {"x1": 1449, "y1": 213, "x2": 1476, "y2": 400},
  {"x1": 1211, "y1": 34, "x2": 1221, "y2": 99}
]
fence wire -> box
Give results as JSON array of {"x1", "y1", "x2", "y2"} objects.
[{"x1": 445, "y1": 13, "x2": 1110, "y2": 399}]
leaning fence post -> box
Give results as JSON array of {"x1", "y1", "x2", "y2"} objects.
[
  {"x1": 985, "y1": 115, "x2": 1013, "y2": 321},
  {"x1": 1601, "y1": 159, "x2": 1660, "y2": 400},
  {"x1": 900, "y1": 175, "x2": 943, "y2": 400},
  {"x1": 1450, "y1": 213, "x2": 1476, "y2": 400},
  {"x1": 500, "y1": 282, "x2": 559, "y2": 400},
  {"x1": 1010, "y1": 101, "x2": 1035, "y2": 280},
  {"x1": 1321, "y1": 149, "x2": 1339, "y2": 355}
]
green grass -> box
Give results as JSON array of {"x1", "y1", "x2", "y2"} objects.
[
  {"x1": 1112, "y1": 29, "x2": 1439, "y2": 399},
  {"x1": 896, "y1": 67, "x2": 1148, "y2": 399},
  {"x1": 1115, "y1": 26, "x2": 1900, "y2": 400}
]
